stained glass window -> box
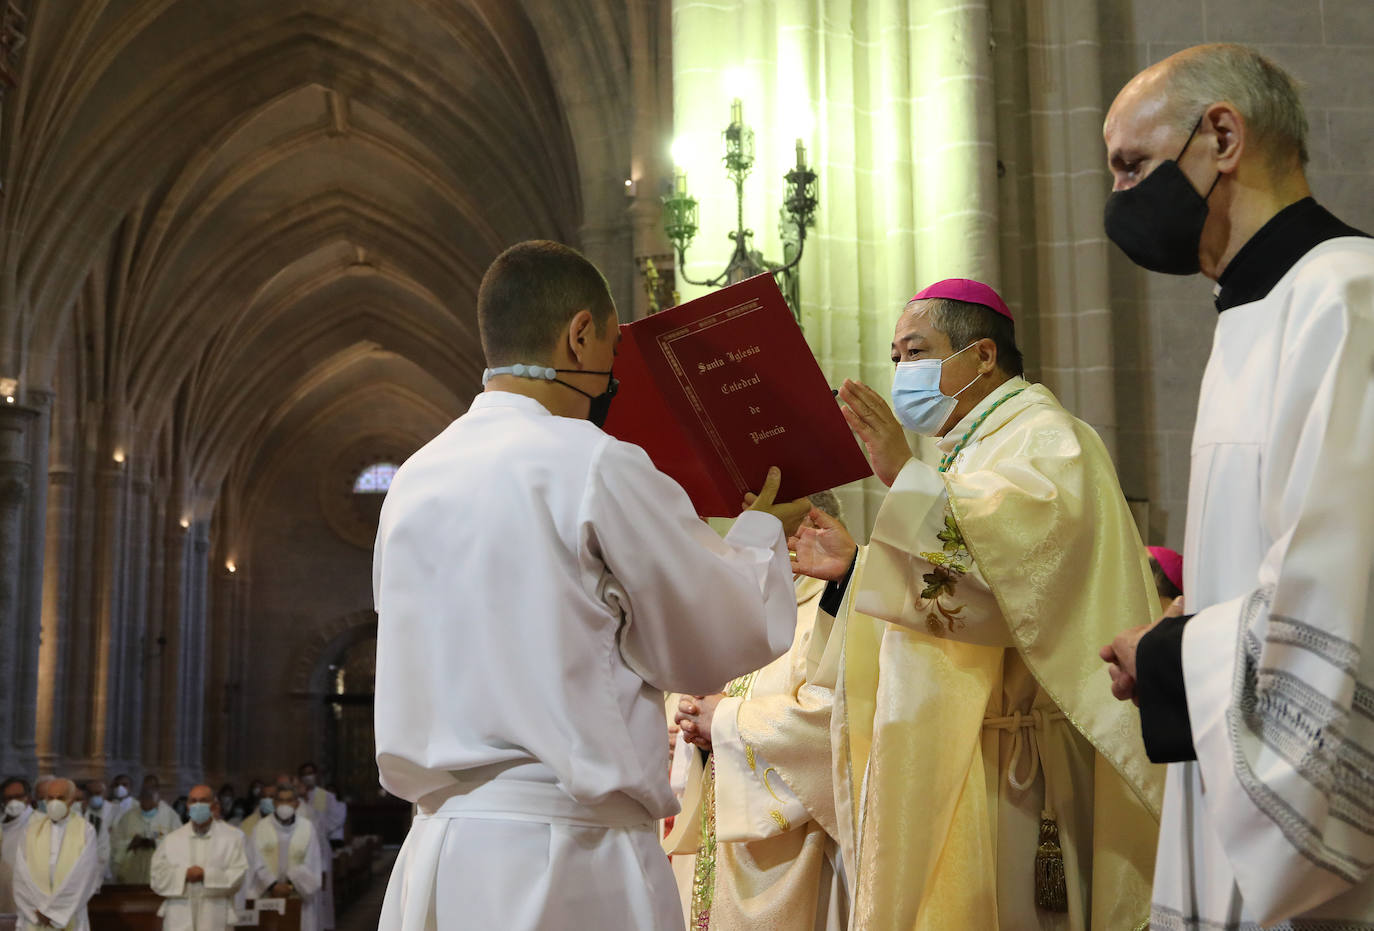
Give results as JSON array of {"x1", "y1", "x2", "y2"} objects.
[{"x1": 353, "y1": 462, "x2": 398, "y2": 494}]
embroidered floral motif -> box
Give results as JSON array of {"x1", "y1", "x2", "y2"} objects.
[{"x1": 918, "y1": 508, "x2": 972, "y2": 634}]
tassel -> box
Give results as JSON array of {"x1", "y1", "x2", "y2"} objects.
[{"x1": 1034, "y1": 812, "x2": 1068, "y2": 912}]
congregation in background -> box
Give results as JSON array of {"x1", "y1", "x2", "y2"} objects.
[{"x1": 0, "y1": 764, "x2": 356, "y2": 931}]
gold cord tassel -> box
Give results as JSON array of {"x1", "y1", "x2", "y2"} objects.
[{"x1": 1034, "y1": 812, "x2": 1068, "y2": 912}]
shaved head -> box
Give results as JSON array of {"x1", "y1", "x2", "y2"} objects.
[
  {"x1": 1107, "y1": 44, "x2": 1307, "y2": 177},
  {"x1": 188, "y1": 784, "x2": 214, "y2": 804}
]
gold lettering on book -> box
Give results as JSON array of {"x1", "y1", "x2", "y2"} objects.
[
  {"x1": 721, "y1": 373, "x2": 762, "y2": 394},
  {"x1": 697, "y1": 357, "x2": 725, "y2": 374},
  {"x1": 727, "y1": 346, "x2": 761, "y2": 363},
  {"x1": 749, "y1": 426, "x2": 786, "y2": 444}
]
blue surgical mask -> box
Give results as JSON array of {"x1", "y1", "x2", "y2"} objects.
[
  {"x1": 142, "y1": 807, "x2": 158, "y2": 820},
  {"x1": 890, "y1": 343, "x2": 980, "y2": 435},
  {"x1": 88, "y1": 795, "x2": 104, "y2": 810},
  {"x1": 188, "y1": 803, "x2": 212, "y2": 825},
  {"x1": 259, "y1": 798, "x2": 274, "y2": 816}
]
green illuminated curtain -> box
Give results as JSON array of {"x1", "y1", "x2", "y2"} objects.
[
  {"x1": 672, "y1": 0, "x2": 1121, "y2": 534},
  {"x1": 671, "y1": 0, "x2": 1001, "y2": 531}
]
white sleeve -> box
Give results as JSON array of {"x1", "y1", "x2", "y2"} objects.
[
  {"x1": 583, "y1": 438, "x2": 795, "y2": 695},
  {"x1": 43, "y1": 825, "x2": 101, "y2": 927},
  {"x1": 11, "y1": 841, "x2": 43, "y2": 925},
  {"x1": 286, "y1": 828, "x2": 322, "y2": 896},
  {"x1": 710, "y1": 696, "x2": 809, "y2": 842},
  {"x1": 1183, "y1": 269, "x2": 1374, "y2": 923},
  {"x1": 149, "y1": 836, "x2": 184, "y2": 897},
  {"x1": 203, "y1": 833, "x2": 248, "y2": 896}
]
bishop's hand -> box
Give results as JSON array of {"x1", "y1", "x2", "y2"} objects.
[
  {"x1": 839, "y1": 379, "x2": 913, "y2": 487},
  {"x1": 789, "y1": 507, "x2": 857, "y2": 581},
  {"x1": 742, "y1": 466, "x2": 812, "y2": 538}
]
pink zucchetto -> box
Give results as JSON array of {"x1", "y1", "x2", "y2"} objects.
[
  {"x1": 910, "y1": 278, "x2": 1013, "y2": 321},
  {"x1": 1147, "y1": 546, "x2": 1184, "y2": 594}
]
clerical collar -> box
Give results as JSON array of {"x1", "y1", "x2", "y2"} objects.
[{"x1": 1214, "y1": 197, "x2": 1370, "y2": 312}]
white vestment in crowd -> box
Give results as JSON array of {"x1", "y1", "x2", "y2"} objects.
[
  {"x1": 231, "y1": 823, "x2": 265, "y2": 923},
  {"x1": 81, "y1": 804, "x2": 113, "y2": 885},
  {"x1": 12, "y1": 816, "x2": 101, "y2": 931},
  {"x1": 112, "y1": 803, "x2": 183, "y2": 883},
  {"x1": 252, "y1": 817, "x2": 322, "y2": 931},
  {"x1": 1153, "y1": 237, "x2": 1374, "y2": 926},
  {"x1": 151, "y1": 820, "x2": 249, "y2": 931},
  {"x1": 374, "y1": 392, "x2": 795, "y2": 931},
  {"x1": 303, "y1": 788, "x2": 343, "y2": 930},
  {"x1": 0, "y1": 805, "x2": 34, "y2": 912}
]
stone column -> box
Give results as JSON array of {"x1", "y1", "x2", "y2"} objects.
[
  {"x1": 37, "y1": 459, "x2": 75, "y2": 772},
  {"x1": 0, "y1": 401, "x2": 39, "y2": 776},
  {"x1": 118, "y1": 473, "x2": 152, "y2": 772},
  {"x1": 13, "y1": 390, "x2": 52, "y2": 773},
  {"x1": 141, "y1": 490, "x2": 170, "y2": 770},
  {"x1": 174, "y1": 521, "x2": 210, "y2": 784},
  {"x1": 156, "y1": 515, "x2": 189, "y2": 776}
]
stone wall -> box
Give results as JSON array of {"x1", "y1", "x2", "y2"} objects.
[{"x1": 1098, "y1": 0, "x2": 1374, "y2": 548}]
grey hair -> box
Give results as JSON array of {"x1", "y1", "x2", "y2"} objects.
[
  {"x1": 918, "y1": 298, "x2": 1024, "y2": 378},
  {"x1": 808, "y1": 489, "x2": 844, "y2": 522},
  {"x1": 1164, "y1": 44, "x2": 1308, "y2": 168}
]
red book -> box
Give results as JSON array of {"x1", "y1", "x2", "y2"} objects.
[{"x1": 604, "y1": 274, "x2": 872, "y2": 516}]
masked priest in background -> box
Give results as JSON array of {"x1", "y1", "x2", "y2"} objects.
[
  {"x1": 789, "y1": 279, "x2": 1163, "y2": 930},
  {"x1": 373, "y1": 240, "x2": 800, "y2": 930}
]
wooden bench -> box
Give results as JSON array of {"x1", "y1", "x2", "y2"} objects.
[{"x1": 88, "y1": 886, "x2": 302, "y2": 930}]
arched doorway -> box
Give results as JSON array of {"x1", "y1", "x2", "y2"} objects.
[{"x1": 323, "y1": 632, "x2": 378, "y2": 801}]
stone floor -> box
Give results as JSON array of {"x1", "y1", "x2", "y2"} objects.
[{"x1": 335, "y1": 848, "x2": 398, "y2": 931}]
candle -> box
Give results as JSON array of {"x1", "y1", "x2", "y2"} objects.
[
  {"x1": 731, "y1": 97, "x2": 742, "y2": 126},
  {"x1": 795, "y1": 138, "x2": 806, "y2": 170},
  {"x1": 674, "y1": 167, "x2": 687, "y2": 196}
]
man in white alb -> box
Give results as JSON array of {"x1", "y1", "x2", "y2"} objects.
[
  {"x1": 373, "y1": 240, "x2": 798, "y2": 930},
  {"x1": 12, "y1": 778, "x2": 101, "y2": 931},
  {"x1": 151, "y1": 784, "x2": 249, "y2": 931},
  {"x1": 1101, "y1": 43, "x2": 1374, "y2": 928},
  {"x1": 1, "y1": 778, "x2": 35, "y2": 913}
]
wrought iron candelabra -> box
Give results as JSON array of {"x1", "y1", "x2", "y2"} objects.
[{"x1": 662, "y1": 98, "x2": 818, "y2": 320}]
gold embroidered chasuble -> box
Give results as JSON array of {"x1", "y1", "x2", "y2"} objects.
[
  {"x1": 835, "y1": 378, "x2": 1164, "y2": 930},
  {"x1": 667, "y1": 576, "x2": 847, "y2": 930}
]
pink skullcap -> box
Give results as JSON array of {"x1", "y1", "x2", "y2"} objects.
[
  {"x1": 910, "y1": 278, "x2": 1013, "y2": 321},
  {"x1": 1147, "y1": 546, "x2": 1184, "y2": 594}
]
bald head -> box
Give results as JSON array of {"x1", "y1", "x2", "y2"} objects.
[
  {"x1": 1107, "y1": 44, "x2": 1307, "y2": 181},
  {"x1": 188, "y1": 784, "x2": 214, "y2": 805}
]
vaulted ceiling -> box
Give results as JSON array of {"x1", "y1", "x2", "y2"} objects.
[{"x1": 1, "y1": 0, "x2": 659, "y2": 534}]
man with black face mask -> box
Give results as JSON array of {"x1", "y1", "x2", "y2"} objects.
[
  {"x1": 372, "y1": 240, "x2": 801, "y2": 930},
  {"x1": 1099, "y1": 43, "x2": 1374, "y2": 930}
]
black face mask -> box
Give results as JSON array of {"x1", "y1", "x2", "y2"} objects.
[
  {"x1": 1104, "y1": 116, "x2": 1221, "y2": 275},
  {"x1": 553, "y1": 369, "x2": 619, "y2": 429}
]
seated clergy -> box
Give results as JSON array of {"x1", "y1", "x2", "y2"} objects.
[
  {"x1": 672, "y1": 490, "x2": 848, "y2": 930},
  {"x1": 112, "y1": 785, "x2": 182, "y2": 884},
  {"x1": 1, "y1": 777, "x2": 36, "y2": 912},
  {"x1": 251, "y1": 783, "x2": 322, "y2": 931},
  {"x1": 12, "y1": 778, "x2": 101, "y2": 931},
  {"x1": 151, "y1": 785, "x2": 249, "y2": 931},
  {"x1": 789, "y1": 279, "x2": 1163, "y2": 928}
]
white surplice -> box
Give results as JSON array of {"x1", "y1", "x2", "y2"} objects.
[
  {"x1": 230, "y1": 822, "x2": 264, "y2": 923},
  {"x1": 373, "y1": 391, "x2": 796, "y2": 931},
  {"x1": 1154, "y1": 237, "x2": 1374, "y2": 927},
  {"x1": 150, "y1": 820, "x2": 248, "y2": 931},
  {"x1": 302, "y1": 788, "x2": 342, "y2": 930},
  {"x1": 0, "y1": 805, "x2": 34, "y2": 912},
  {"x1": 252, "y1": 817, "x2": 322, "y2": 931},
  {"x1": 81, "y1": 804, "x2": 113, "y2": 885},
  {"x1": 12, "y1": 817, "x2": 101, "y2": 931}
]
